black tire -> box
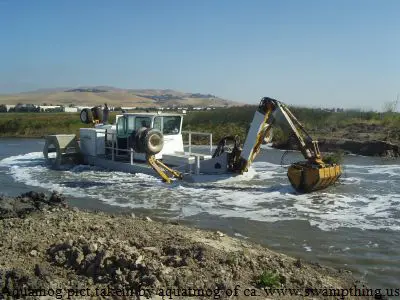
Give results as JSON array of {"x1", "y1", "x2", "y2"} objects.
[
  {"x1": 134, "y1": 127, "x2": 148, "y2": 153},
  {"x1": 91, "y1": 106, "x2": 103, "y2": 122},
  {"x1": 80, "y1": 109, "x2": 93, "y2": 124},
  {"x1": 144, "y1": 129, "x2": 164, "y2": 155},
  {"x1": 133, "y1": 128, "x2": 164, "y2": 154}
]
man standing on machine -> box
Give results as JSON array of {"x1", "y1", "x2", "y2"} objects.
[{"x1": 103, "y1": 103, "x2": 109, "y2": 124}]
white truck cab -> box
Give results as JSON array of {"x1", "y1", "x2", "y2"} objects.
[{"x1": 101, "y1": 113, "x2": 184, "y2": 160}]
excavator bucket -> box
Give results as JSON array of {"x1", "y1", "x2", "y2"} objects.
[{"x1": 287, "y1": 162, "x2": 342, "y2": 193}]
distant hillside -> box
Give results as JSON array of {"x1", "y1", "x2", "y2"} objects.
[{"x1": 0, "y1": 87, "x2": 242, "y2": 108}]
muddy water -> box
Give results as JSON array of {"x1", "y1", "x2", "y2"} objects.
[{"x1": 0, "y1": 138, "x2": 399, "y2": 289}]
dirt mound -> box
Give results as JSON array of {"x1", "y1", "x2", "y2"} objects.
[
  {"x1": 0, "y1": 191, "x2": 66, "y2": 219},
  {"x1": 0, "y1": 268, "x2": 51, "y2": 299},
  {"x1": 0, "y1": 192, "x2": 376, "y2": 299}
]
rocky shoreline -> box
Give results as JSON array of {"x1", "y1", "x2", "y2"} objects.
[{"x1": 0, "y1": 192, "x2": 380, "y2": 299}]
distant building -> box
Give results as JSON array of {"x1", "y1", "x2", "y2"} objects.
[
  {"x1": 39, "y1": 105, "x2": 62, "y2": 111},
  {"x1": 5, "y1": 105, "x2": 15, "y2": 112},
  {"x1": 76, "y1": 106, "x2": 91, "y2": 111},
  {"x1": 63, "y1": 107, "x2": 78, "y2": 113},
  {"x1": 76, "y1": 105, "x2": 118, "y2": 112},
  {"x1": 121, "y1": 107, "x2": 137, "y2": 111},
  {"x1": 14, "y1": 104, "x2": 39, "y2": 112}
]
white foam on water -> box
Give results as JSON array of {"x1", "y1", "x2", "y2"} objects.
[
  {"x1": 345, "y1": 164, "x2": 400, "y2": 177},
  {"x1": 0, "y1": 152, "x2": 44, "y2": 166},
  {"x1": 253, "y1": 162, "x2": 286, "y2": 180},
  {"x1": 1, "y1": 152, "x2": 399, "y2": 232},
  {"x1": 340, "y1": 177, "x2": 361, "y2": 185},
  {"x1": 188, "y1": 167, "x2": 256, "y2": 184},
  {"x1": 366, "y1": 241, "x2": 379, "y2": 248}
]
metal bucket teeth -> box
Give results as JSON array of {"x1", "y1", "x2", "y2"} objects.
[{"x1": 287, "y1": 163, "x2": 342, "y2": 193}]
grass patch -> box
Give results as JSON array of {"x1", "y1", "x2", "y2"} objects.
[
  {"x1": 256, "y1": 270, "x2": 280, "y2": 288},
  {"x1": 323, "y1": 150, "x2": 345, "y2": 165},
  {"x1": 0, "y1": 112, "x2": 118, "y2": 138},
  {"x1": 1, "y1": 107, "x2": 399, "y2": 145}
]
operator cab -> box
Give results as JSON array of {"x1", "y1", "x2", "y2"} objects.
[
  {"x1": 113, "y1": 113, "x2": 184, "y2": 159},
  {"x1": 116, "y1": 113, "x2": 182, "y2": 136}
]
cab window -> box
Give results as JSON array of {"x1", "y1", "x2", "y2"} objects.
[
  {"x1": 116, "y1": 116, "x2": 127, "y2": 137},
  {"x1": 127, "y1": 116, "x2": 135, "y2": 133},
  {"x1": 135, "y1": 117, "x2": 151, "y2": 129},
  {"x1": 163, "y1": 116, "x2": 181, "y2": 135},
  {"x1": 153, "y1": 116, "x2": 162, "y2": 131}
]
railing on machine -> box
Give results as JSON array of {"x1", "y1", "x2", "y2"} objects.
[
  {"x1": 92, "y1": 129, "x2": 183, "y2": 182},
  {"x1": 182, "y1": 131, "x2": 213, "y2": 155},
  {"x1": 93, "y1": 129, "x2": 214, "y2": 168},
  {"x1": 93, "y1": 130, "x2": 136, "y2": 165}
]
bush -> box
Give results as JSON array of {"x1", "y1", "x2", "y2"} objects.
[
  {"x1": 271, "y1": 126, "x2": 289, "y2": 144},
  {"x1": 256, "y1": 270, "x2": 280, "y2": 288},
  {"x1": 323, "y1": 150, "x2": 344, "y2": 164}
]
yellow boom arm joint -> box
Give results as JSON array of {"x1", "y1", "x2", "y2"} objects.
[{"x1": 146, "y1": 155, "x2": 183, "y2": 183}]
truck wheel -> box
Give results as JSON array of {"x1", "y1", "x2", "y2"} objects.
[
  {"x1": 144, "y1": 129, "x2": 164, "y2": 155},
  {"x1": 80, "y1": 109, "x2": 93, "y2": 124}
]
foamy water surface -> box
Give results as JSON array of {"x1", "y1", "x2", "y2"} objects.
[{"x1": 1, "y1": 150, "x2": 399, "y2": 232}]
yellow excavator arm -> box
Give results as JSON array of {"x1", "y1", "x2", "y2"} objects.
[
  {"x1": 146, "y1": 154, "x2": 183, "y2": 183},
  {"x1": 236, "y1": 97, "x2": 342, "y2": 192},
  {"x1": 236, "y1": 98, "x2": 276, "y2": 172}
]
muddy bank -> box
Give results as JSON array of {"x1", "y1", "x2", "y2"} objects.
[
  {"x1": 0, "y1": 192, "x2": 381, "y2": 299},
  {"x1": 272, "y1": 121, "x2": 400, "y2": 157},
  {"x1": 273, "y1": 138, "x2": 400, "y2": 157}
]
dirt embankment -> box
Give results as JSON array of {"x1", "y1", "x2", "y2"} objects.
[
  {"x1": 273, "y1": 138, "x2": 400, "y2": 157},
  {"x1": 0, "y1": 192, "x2": 380, "y2": 299},
  {"x1": 273, "y1": 123, "x2": 400, "y2": 157}
]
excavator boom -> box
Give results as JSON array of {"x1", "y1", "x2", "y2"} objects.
[
  {"x1": 238, "y1": 99, "x2": 275, "y2": 172},
  {"x1": 237, "y1": 97, "x2": 342, "y2": 192}
]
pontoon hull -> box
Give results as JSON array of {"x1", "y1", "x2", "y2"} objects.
[{"x1": 85, "y1": 155, "x2": 252, "y2": 183}]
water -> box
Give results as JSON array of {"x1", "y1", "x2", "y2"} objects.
[{"x1": 1, "y1": 138, "x2": 399, "y2": 289}]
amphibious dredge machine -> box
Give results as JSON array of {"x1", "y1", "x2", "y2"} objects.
[{"x1": 43, "y1": 97, "x2": 342, "y2": 192}]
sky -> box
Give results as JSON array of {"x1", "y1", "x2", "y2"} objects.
[{"x1": 0, "y1": 0, "x2": 399, "y2": 110}]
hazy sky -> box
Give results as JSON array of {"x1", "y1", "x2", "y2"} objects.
[{"x1": 0, "y1": 0, "x2": 399, "y2": 109}]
